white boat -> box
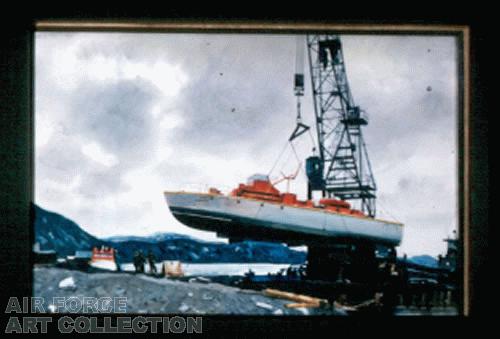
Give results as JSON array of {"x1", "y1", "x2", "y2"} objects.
[{"x1": 164, "y1": 175, "x2": 403, "y2": 247}]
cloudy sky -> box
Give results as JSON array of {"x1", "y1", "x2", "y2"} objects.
[{"x1": 35, "y1": 32, "x2": 458, "y2": 256}]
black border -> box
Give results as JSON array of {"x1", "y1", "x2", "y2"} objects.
[{"x1": 0, "y1": 11, "x2": 490, "y2": 335}]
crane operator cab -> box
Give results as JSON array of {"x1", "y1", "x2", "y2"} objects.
[{"x1": 306, "y1": 156, "x2": 324, "y2": 193}]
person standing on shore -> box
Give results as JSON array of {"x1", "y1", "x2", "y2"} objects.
[
  {"x1": 133, "y1": 250, "x2": 146, "y2": 273},
  {"x1": 148, "y1": 250, "x2": 157, "y2": 274}
]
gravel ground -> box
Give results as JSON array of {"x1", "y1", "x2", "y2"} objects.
[{"x1": 33, "y1": 266, "x2": 341, "y2": 315}]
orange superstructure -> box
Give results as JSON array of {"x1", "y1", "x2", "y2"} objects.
[
  {"x1": 231, "y1": 179, "x2": 281, "y2": 203},
  {"x1": 229, "y1": 176, "x2": 365, "y2": 217}
]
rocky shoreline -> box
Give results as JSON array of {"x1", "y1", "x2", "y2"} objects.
[{"x1": 33, "y1": 266, "x2": 341, "y2": 315}]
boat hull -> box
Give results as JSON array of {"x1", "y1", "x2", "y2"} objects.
[{"x1": 164, "y1": 192, "x2": 403, "y2": 247}]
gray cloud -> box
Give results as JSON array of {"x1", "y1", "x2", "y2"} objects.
[
  {"x1": 36, "y1": 77, "x2": 162, "y2": 202},
  {"x1": 168, "y1": 35, "x2": 297, "y2": 156},
  {"x1": 37, "y1": 132, "x2": 86, "y2": 182},
  {"x1": 71, "y1": 33, "x2": 299, "y2": 156},
  {"x1": 77, "y1": 166, "x2": 130, "y2": 199},
  {"x1": 70, "y1": 78, "x2": 161, "y2": 165},
  {"x1": 36, "y1": 130, "x2": 131, "y2": 200}
]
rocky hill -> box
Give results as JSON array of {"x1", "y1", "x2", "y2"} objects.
[{"x1": 34, "y1": 204, "x2": 105, "y2": 257}]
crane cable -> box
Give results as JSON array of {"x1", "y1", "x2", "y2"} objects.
[
  {"x1": 267, "y1": 138, "x2": 303, "y2": 179},
  {"x1": 268, "y1": 114, "x2": 318, "y2": 181},
  {"x1": 377, "y1": 195, "x2": 402, "y2": 223},
  {"x1": 268, "y1": 36, "x2": 319, "y2": 182},
  {"x1": 267, "y1": 140, "x2": 291, "y2": 176}
]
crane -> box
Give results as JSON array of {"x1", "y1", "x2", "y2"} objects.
[
  {"x1": 289, "y1": 34, "x2": 386, "y2": 282},
  {"x1": 297, "y1": 35, "x2": 377, "y2": 217}
]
